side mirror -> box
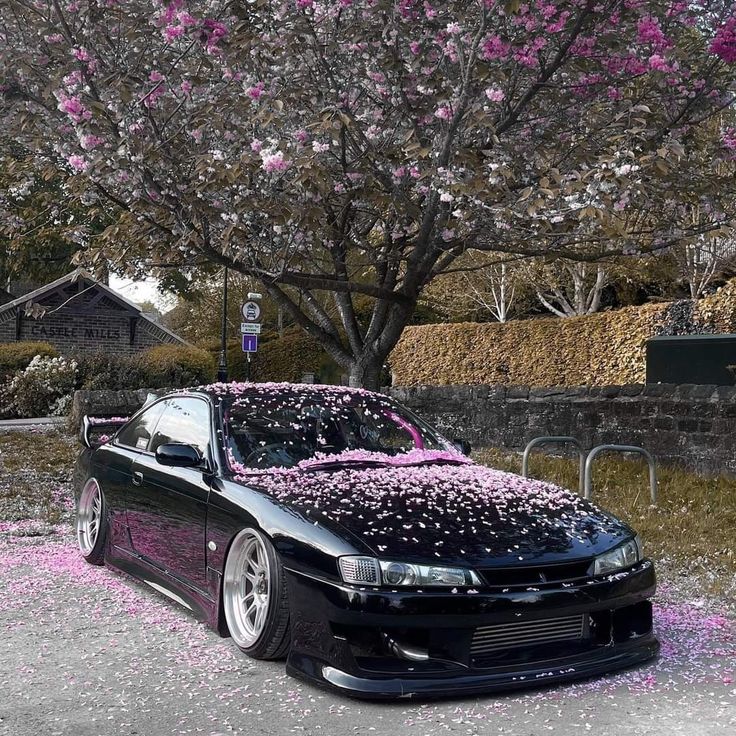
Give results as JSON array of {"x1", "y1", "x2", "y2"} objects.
[
  {"x1": 155, "y1": 443, "x2": 202, "y2": 468},
  {"x1": 453, "y1": 438, "x2": 472, "y2": 456}
]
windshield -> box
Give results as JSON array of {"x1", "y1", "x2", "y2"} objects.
[{"x1": 223, "y1": 391, "x2": 452, "y2": 471}]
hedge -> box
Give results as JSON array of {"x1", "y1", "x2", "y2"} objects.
[
  {"x1": 139, "y1": 344, "x2": 216, "y2": 388},
  {"x1": 0, "y1": 341, "x2": 58, "y2": 379},
  {"x1": 389, "y1": 278, "x2": 736, "y2": 387},
  {"x1": 389, "y1": 303, "x2": 675, "y2": 387}
]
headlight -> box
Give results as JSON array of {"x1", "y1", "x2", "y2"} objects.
[
  {"x1": 593, "y1": 536, "x2": 642, "y2": 576},
  {"x1": 339, "y1": 556, "x2": 482, "y2": 587}
]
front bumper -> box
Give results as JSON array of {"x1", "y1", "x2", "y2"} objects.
[{"x1": 284, "y1": 560, "x2": 659, "y2": 699}]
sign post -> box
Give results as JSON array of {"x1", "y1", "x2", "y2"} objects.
[{"x1": 240, "y1": 294, "x2": 262, "y2": 381}]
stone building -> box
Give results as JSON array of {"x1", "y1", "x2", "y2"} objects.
[{"x1": 0, "y1": 268, "x2": 185, "y2": 355}]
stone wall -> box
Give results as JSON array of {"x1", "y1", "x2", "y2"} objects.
[
  {"x1": 72, "y1": 383, "x2": 736, "y2": 476},
  {"x1": 389, "y1": 383, "x2": 736, "y2": 476},
  {"x1": 69, "y1": 388, "x2": 161, "y2": 430}
]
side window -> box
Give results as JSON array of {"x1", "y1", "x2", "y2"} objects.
[
  {"x1": 149, "y1": 398, "x2": 211, "y2": 457},
  {"x1": 116, "y1": 402, "x2": 166, "y2": 451}
]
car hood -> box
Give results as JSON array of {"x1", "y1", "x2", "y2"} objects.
[{"x1": 238, "y1": 461, "x2": 634, "y2": 567}]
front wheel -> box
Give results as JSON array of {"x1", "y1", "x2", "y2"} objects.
[
  {"x1": 76, "y1": 478, "x2": 107, "y2": 565},
  {"x1": 222, "y1": 527, "x2": 291, "y2": 660}
]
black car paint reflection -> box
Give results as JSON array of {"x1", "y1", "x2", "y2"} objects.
[{"x1": 74, "y1": 384, "x2": 658, "y2": 699}]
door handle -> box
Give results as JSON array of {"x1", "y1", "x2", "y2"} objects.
[{"x1": 132, "y1": 471, "x2": 143, "y2": 486}]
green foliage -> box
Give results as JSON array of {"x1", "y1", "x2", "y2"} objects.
[
  {"x1": 140, "y1": 344, "x2": 216, "y2": 388},
  {"x1": 0, "y1": 341, "x2": 58, "y2": 379},
  {"x1": 200, "y1": 328, "x2": 342, "y2": 384},
  {"x1": 251, "y1": 329, "x2": 340, "y2": 383}
]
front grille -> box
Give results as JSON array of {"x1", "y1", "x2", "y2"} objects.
[
  {"x1": 479, "y1": 561, "x2": 592, "y2": 588},
  {"x1": 470, "y1": 614, "x2": 586, "y2": 657}
]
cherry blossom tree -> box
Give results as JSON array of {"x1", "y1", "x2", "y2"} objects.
[{"x1": 2, "y1": 1, "x2": 736, "y2": 387}]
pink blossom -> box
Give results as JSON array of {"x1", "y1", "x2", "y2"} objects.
[
  {"x1": 149, "y1": 70, "x2": 164, "y2": 83},
  {"x1": 637, "y1": 16, "x2": 670, "y2": 49},
  {"x1": 435, "y1": 105, "x2": 453, "y2": 121},
  {"x1": 294, "y1": 129, "x2": 308, "y2": 144},
  {"x1": 180, "y1": 80, "x2": 192, "y2": 95},
  {"x1": 409, "y1": 40, "x2": 421, "y2": 54},
  {"x1": 312, "y1": 141, "x2": 330, "y2": 153},
  {"x1": 441, "y1": 228, "x2": 455, "y2": 241},
  {"x1": 250, "y1": 138, "x2": 263, "y2": 152},
  {"x1": 67, "y1": 154, "x2": 88, "y2": 171},
  {"x1": 190, "y1": 128, "x2": 204, "y2": 143},
  {"x1": 261, "y1": 150, "x2": 289, "y2": 173},
  {"x1": 80, "y1": 134, "x2": 104, "y2": 150},
  {"x1": 164, "y1": 24, "x2": 185, "y2": 42},
  {"x1": 44, "y1": 34, "x2": 64, "y2": 44},
  {"x1": 481, "y1": 34, "x2": 510, "y2": 61},
  {"x1": 296, "y1": 0, "x2": 314, "y2": 8},
  {"x1": 710, "y1": 17, "x2": 736, "y2": 63},
  {"x1": 56, "y1": 93, "x2": 91, "y2": 123},
  {"x1": 722, "y1": 128, "x2": 736, "y2": 152},
  {"x1": 485, "y1": 87, "x2": 505, "y2": 102},
  {"x1": 648, "y1": 54, "x2": 670, "y2": 72},
  {"x1": 72, "y1": 47, "x2": 91, "y2": 62},
  {"x1": 246, "y1": 81, "x2": 265, "y2": 100}
]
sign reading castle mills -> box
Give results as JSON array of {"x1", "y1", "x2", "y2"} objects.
[{"x1": 0, "y1": 269, "x2": 185, "y2": 355}]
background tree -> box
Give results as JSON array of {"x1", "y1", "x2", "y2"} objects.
[
  {"x1": 3, "y1": 1, "x2": 736, "y2": 387},
  {"x1": 673, "y1": 234, "x2": 736, "y2": 298},
  {"x1": 531, "y1": 260, "x2": 608, "y2": 318}
]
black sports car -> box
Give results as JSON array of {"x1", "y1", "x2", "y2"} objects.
[{"x1": 74, "y1": 382, "x2": 658, "y2": 699}]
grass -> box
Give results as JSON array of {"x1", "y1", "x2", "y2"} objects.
[
  {"x1": 1, "y1": 430, "x2": 733, "y2": 580},
  {"x1": 0, "y1": 429, "x2": 77, "y2": 474},
  {"x1": 476, "y1": 448, "x2": 736, "y2": 578},
  {"x1": 0, "y1": 430, "x2": 78, "y2": 524}
]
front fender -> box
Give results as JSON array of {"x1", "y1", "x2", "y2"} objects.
[{"x1": 206, "y1": 478, "x2": 373, "y2": 583}]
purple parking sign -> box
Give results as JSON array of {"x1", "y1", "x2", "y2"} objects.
[{"x1": 242, "y1": 334, "x2": 258, "y2": 353}]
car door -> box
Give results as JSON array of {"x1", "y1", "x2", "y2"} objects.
[{"x1": 126, "y1": 396, "x2": 213, "y2": 591}]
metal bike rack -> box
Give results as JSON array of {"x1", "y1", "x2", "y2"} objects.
[
  {"x1": 522, "y1": 436, "x2": 586, "y2": 496},
  {"x1": 584, "y1": 445, "x2": 657, "y2": 505}
]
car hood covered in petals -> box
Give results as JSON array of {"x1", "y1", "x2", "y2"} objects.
[{"x1": 234, "y1": 457, "x2": 633, "y2": 567}]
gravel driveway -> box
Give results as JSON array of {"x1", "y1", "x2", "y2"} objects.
[{"x1": 0, "y1": 431, "x2": 734, "y2": 736}]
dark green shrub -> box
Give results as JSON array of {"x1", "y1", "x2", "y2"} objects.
[{"x1": 74, "y1": 352, "x2": 149, "y2": 391}]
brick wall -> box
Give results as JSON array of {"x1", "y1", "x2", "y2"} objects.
[{"x1": 0, "y1": 286, "x2": 182, "y2": 355}]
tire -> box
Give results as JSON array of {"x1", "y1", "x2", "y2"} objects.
[
  {"x1": 76, "y1": 478, "x2": 107, "y2": 566},
  {"x1": 222, "y1": 527, "x2": 291, "y2": 660}
]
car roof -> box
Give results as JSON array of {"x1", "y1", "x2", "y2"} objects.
[{"x1": 179, "y1": 381, "x2": 387, "y2": 402}]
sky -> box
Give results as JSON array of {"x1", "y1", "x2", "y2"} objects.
[{"x1": 108, "y1": 274, "x2": 171, "y2": 310}]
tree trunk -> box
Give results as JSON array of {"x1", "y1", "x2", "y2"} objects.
[{"x1": 348, "y1": 356, "x2": 384, "y2": 391}]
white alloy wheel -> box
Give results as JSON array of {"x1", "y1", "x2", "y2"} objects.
[
  {"x1": 223, "y1": 528, "x2": 273, "y2": 648},
  {"x1": 77, "y1": 479, "x2": 103, "y2": 556}
]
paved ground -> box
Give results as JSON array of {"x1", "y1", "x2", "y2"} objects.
[{"x1": 0, "y1": 429, "x2": 733, "y2": 735}]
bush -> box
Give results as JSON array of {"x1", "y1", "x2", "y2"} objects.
[
  {"x1": 4, "y1": 355, "x2": 78, "y2": 417},
  {"x1": 74, "y1": 352, "x2": 149, "y2": 391},
  {"x1": 140, "y1": 344, "x2": 216, "y2": 388},
  {"x1": 0, "y1": 341, "x2": 58, "y2": 379}
]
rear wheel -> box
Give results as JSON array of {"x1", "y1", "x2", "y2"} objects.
[
  {"x1": 222, "y1": 527, "x2": 291, "y2": 660},
  {"x1": 76, "y1": 478, "x2": 107, "y2": 565}
]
